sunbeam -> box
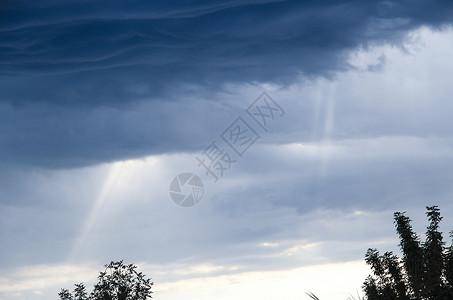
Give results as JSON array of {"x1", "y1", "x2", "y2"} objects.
[{"x1": 67, "y1": 162, "x2": 125, "y2": 262}]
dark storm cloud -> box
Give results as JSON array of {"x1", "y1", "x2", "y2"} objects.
[
  {"x1": 1, "y1": 0, "x2": 453, "y2": 167},
  {"x1": 2, "y1": 0, "x2": 453, "y2": 105}
]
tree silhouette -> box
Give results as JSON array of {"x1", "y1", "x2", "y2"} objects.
[
  {"x1": 364, "y1": 206, "x2": 453, "y2": 299},
  {"x1": 59, "y1": 260, "x2": 153, "y2": 300}
]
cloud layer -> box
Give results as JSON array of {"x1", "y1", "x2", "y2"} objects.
[
  {"x1": 2, "y1": 3, "x2": 453, "y2": 299},
  {"x1": 1, "y1": 0, "x2": 453, "y2": 167}
]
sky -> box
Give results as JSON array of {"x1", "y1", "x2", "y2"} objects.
[{"x1": 1, "y1": 1, "x2": 453, "y2": 299}]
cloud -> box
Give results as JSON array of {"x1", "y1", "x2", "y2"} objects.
[
  {"x1": 1, "y1": 1, "x2": 453, "y2": 167},
  {"x1": 2, "y1": 135, "x2": 451, "y2": 268},
  {"x1": 2, "y1": 5, "x2": 453, "y2": 298},
  {"x1": 2, "y1": 28, "x2": 453, "y2": 272},
  {"x1": 0, "y1": 259, "x2": 370, "y2": 300},
  {"x1": 0, "y1": 262, "x2": 99, "y2": 300}
]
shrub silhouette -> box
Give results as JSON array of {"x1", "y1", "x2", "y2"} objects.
[
  {"x1": 364, "y1": 206, "x2": 453, "y2": 299},
  {"x1": 59, "y1": 260, "x2": 153, "y2": 300}
]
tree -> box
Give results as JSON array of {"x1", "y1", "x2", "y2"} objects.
[
  {"x1": 59, "y1": 261, "x2": 153, "y2": 300},
  {"x1": 363, "y1": 206, "x2": 453, "y2": 299}
]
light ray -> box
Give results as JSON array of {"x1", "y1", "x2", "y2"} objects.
[{"x1": 67, "y1": 161, "x2": 124, "y2": 262}]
